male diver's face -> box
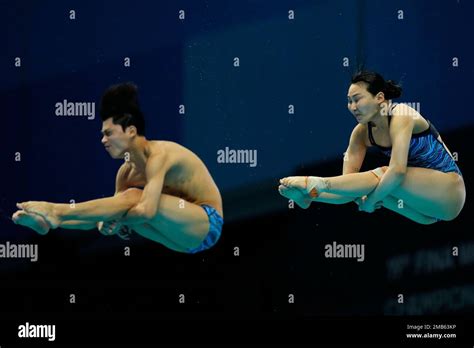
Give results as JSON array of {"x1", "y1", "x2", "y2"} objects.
[
  {"x1": 101, "y1": 118, "x2": 132, "y2": 159},
  {"x1": 347, "y1": 83, "x2": 381, "y2": 124}
]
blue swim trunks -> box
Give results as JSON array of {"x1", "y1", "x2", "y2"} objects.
[{"x1": 187, "y1": 204, "x2": 223, "y2": 254}]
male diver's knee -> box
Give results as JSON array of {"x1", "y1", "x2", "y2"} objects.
[
  {"x1": 118, "y1": 187, "x2": 143, "y2": 207},
  {"x1": 120, "y1": 188, "x2": 143, "y2": 202}
]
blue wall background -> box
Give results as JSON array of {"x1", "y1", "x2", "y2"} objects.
[
  {"x1": 2, "y1": 0, "x2": 473, "y2": 232},
  {"x1": 0, "y1": 1, "x2": 473, "y2": 333}
]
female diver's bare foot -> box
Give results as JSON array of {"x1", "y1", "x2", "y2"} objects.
[
  {"x1": 278, "y1": 185, "x2": 311, "y2": 209},
  {"x1": 280, "y1": 176, "x2": 325, "y2": 198}
]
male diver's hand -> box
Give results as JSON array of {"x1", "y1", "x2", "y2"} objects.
[
  {"x1": 97, "y1": 220, "x2": 123, "y2": 236},
  {"x1": 121, "y1": 204, "x2": 149, "y2": 225}
]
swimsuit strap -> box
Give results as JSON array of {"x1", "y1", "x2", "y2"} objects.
[
  {"x1": 367, "y1": 122, "x2": 377, "y2": 146},
  {"x1": 428, "y1": 120, "x2": 440, "y2": 138},
  {"x1": 368, "y1": 103, "x2": 394, "y2": 147}
]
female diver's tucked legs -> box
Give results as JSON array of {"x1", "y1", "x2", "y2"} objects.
[{"x1": 280, "y1": 166, "x2": 465, "y2": 221}]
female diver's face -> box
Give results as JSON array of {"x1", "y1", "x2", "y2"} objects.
[{"x1": 347, "y1": 83, "x2": 382, "y2": 124}]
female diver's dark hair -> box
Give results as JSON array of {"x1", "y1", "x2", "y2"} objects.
[{"x1": 351, "y1": 71, "x2": 402, "y2": 100}]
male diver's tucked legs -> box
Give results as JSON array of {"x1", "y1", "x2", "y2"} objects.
[
  {"x1": 141, "y1": 193, "x2": 211, "y2": 249},
  {"x1": 100, "y1": 188, "x2": 213, "y2": 251},
  {"x1": 131, "y1": 223, "x2": 189, "y2": 252},
  {"x1": 107, "y1": 188, "x2": 211, "y2": 250},
  {"x1": 18, "y1": 189, "x2": 143, "y2": 228},
  {"x1": 19, "y1": 187, "x2": 212, "y2": 249}
]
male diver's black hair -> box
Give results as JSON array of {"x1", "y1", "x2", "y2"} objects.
[
  {"x1": 100, "y1": 82, "x2": 146, "y2": 135},
  {"x1": 351, "y1": 71, "x2": 402, "y2": 99}
]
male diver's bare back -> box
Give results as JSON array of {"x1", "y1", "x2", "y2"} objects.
[{"x1": 120, "y1": 141, "x2": 223, "y2": 217}]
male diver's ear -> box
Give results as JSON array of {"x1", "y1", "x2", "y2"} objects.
[{"x1": 126, "y1": 125, "x2": 138, "y2": 136}]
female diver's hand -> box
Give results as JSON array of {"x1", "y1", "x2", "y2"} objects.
[{"x1": 357, "y1": 195, "x2": 383, "y2": 213}]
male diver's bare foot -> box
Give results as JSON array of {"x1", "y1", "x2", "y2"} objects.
[
  {"x1": 12, "y1": 210, "x2": 51, "y2": 235},
  {"x1": 278, "y1": 185, "x2": 311, "y2": 209},
  {"x1": 17, "y1": 201, "x2": 60, "y2": 229}
]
